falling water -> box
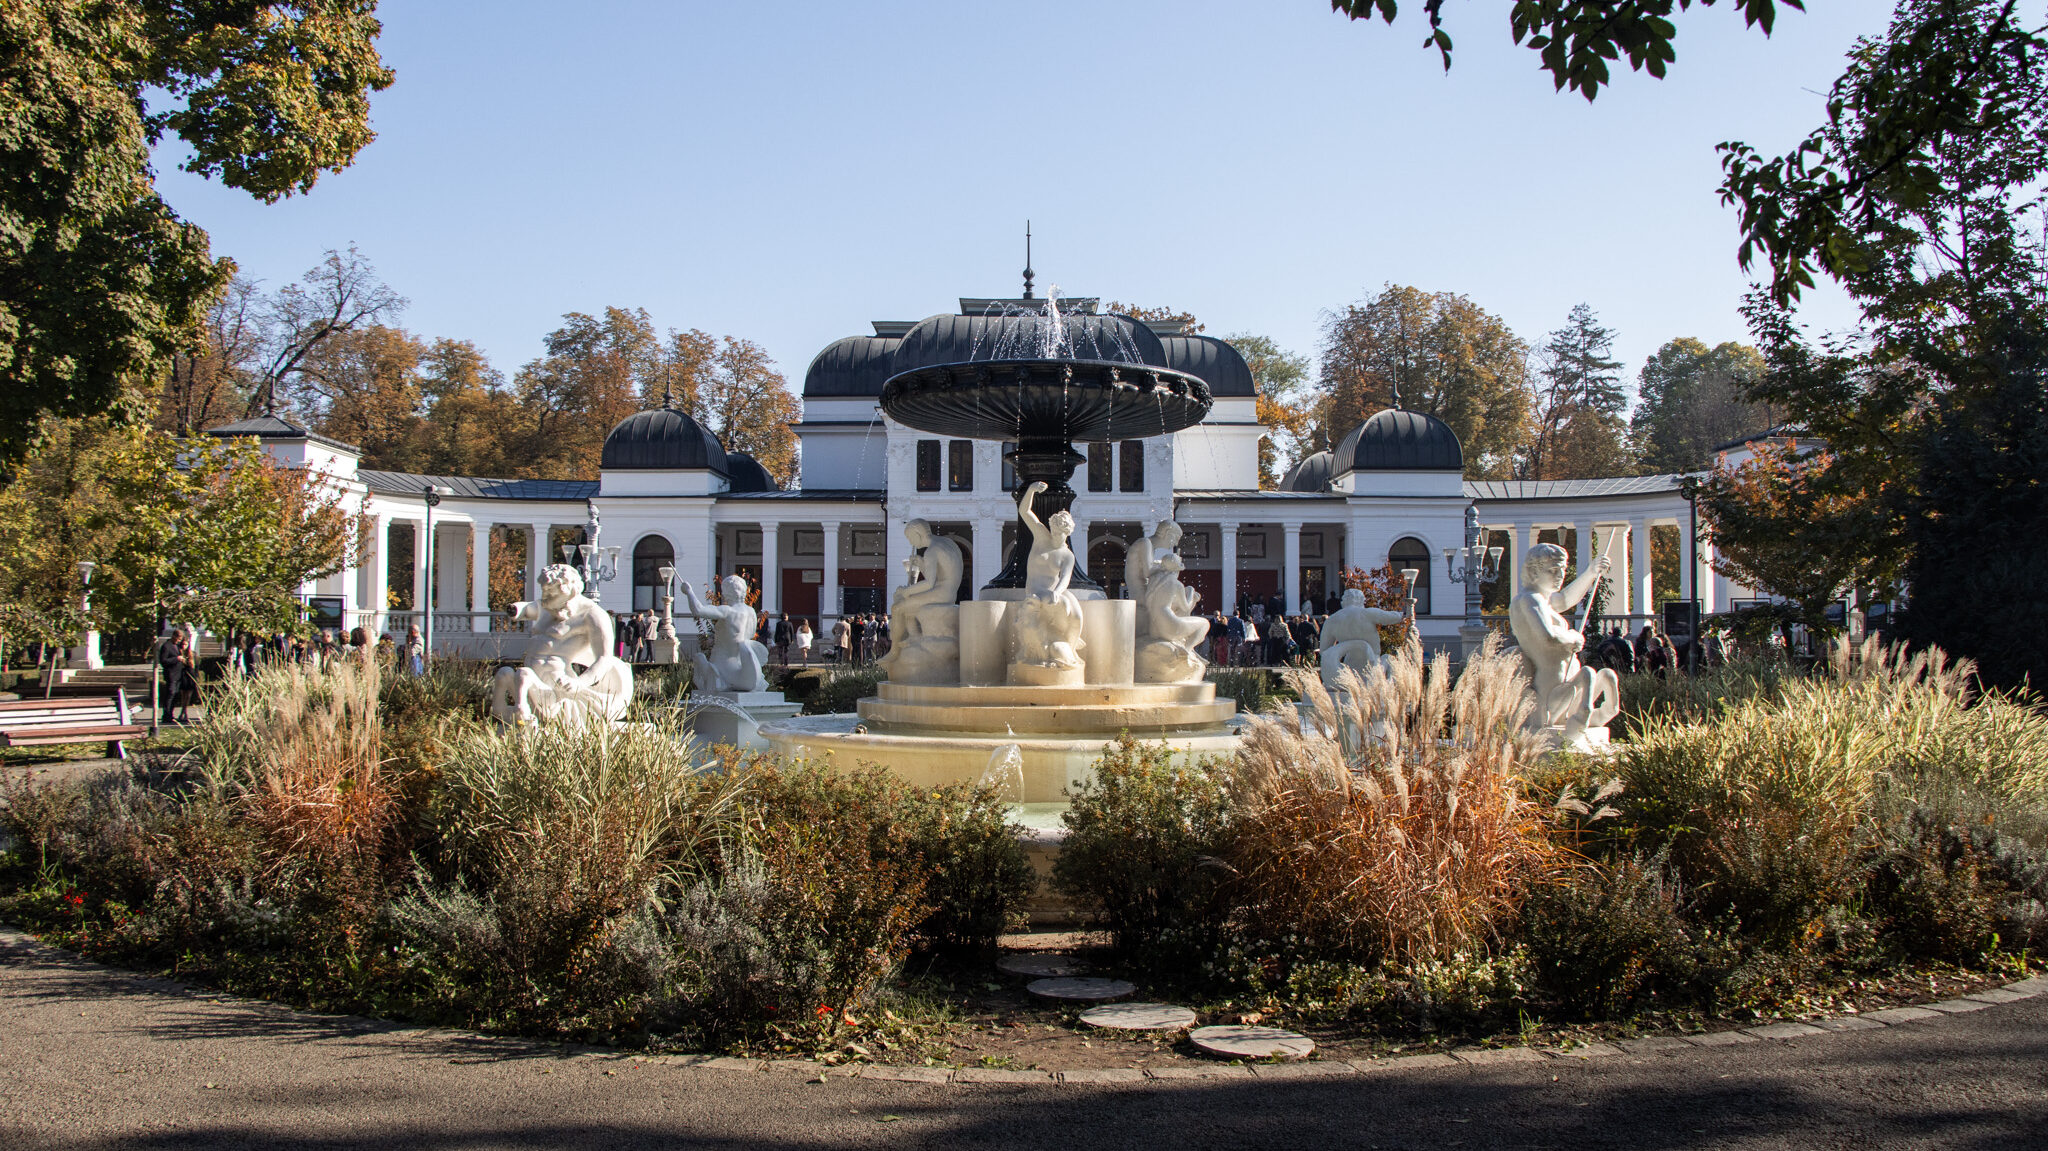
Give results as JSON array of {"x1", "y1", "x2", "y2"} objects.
[{"x1": 977, "y1": 741, "x2": 1026, "y2": 804}]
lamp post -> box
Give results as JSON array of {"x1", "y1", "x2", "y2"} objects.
[
  {"x1": 68, "y1": 560, "x2": 102, "y2": 670},
  {"x1": 1677, "y1": 475, "x2": 1704, "y2": 675},
  {"x1": 1446, "y1": 504, "x2": 1506, "y2": 663},
  {"x1": 567, "y1": 499, "x2": 622, "y2": 594}
]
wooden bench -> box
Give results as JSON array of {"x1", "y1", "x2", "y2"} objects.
[{"x1": 0, "y1": 692, "x2": 146, "y2": 760}]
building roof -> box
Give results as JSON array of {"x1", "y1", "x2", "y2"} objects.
[
  {"x1": 715, "y1": 488, "x2": 884, "y2": 502},
  {"x1": 1463, "y1": 474, "x2": 1691, "y2": 500},
  {"x1": 723, "y1": 451, "x2": 779, "y2": 493},
  {"x1": 803, "y1": 335, "x2": 902, "y2": 398},
  {"x1": 204, "y1": 414, "x2": 362, "y2": 455},
  {"x1": 1710, "y1": 424, "x2": 1810, "y2": 454},
  {"x1": 1158, "y1": 335, "x2": 1255, "y2": 398},
  {"x1": 1281, "y1": 450, "x2": 1335, "y2": 492},
  {"x1": 358, "y1": 471, "x2": 599, "y2": 500},
  {"x1": 1334, "y1": 409, "x2": 1464, "y2": 473},
  {"x1": 600, "y1": 407, "x2": 729, "y2": 472}
]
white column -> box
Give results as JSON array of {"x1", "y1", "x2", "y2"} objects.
[
  {"x1": 435, "y1": 522, "x2": 467, "y2": 621},
  {"x1": 759, "y1": 521, "x2": 780, "y2": 616},
  {"x1": 470, "y1": 523, "x2": 491, "y2": 633},
  {"x1": 820, "y1": 520, "x2": 842, "y2": 628},
  {"x1": 1282, "y1": 523, "x2": 1302, "y2": 615},
  {"x1": 1507, "y1": 523, "x2": 1531, "y2": 594},
  {"x1": 411, "y1": 520, "x2": 430, "y2": 617},
  {"x1": 363, "y1": 514, "x2": 389, "y2": 637},
  {"x1": 1609, "y1": 525, "x2": 1632, "y2": 617},
  {"x1": 1631, "y1": 517, "x2": 1652, "y2": 621},
  {"x1": 529, "y1": 522, "x2": 549, "y2": 601},
  {"x1": 1573, "y1": 520, "x2": 1593, "y2": 578},
  {"x1": 1678, "y1": 517, "x2": 1696, "y2": 603},
  {"x1": 972, "y1": 517, "x2": 1003, "y2": 599},
  {"x1": 1221, "y1": 522, "x2": 1239, "y2": 615}
]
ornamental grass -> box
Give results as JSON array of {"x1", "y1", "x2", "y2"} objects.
[{"x1": 1229, "y1": 633, "x2": 1561, "y2": 967}]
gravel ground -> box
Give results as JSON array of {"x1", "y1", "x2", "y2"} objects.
[{"x1": 5, "y1": 928, "x2": 2045, "y2": 1150}]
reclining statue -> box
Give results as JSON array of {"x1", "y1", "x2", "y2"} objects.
[
  {"x1": 1508, "y1": 542, "x2": 1619, "y2": 752},
  {"x1": 678, "y1": 573, "x2": 770, "y2": 693},
  {"x1": 490, "y1": 563, "x2": 635, "y2": 726}
]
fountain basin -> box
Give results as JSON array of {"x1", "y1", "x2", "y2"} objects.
[
  {"x1": 758, "y1": 713, "x2": 1244, "y2": 805},
  {"x1": 857, "y1": 681, "x2": 1237, "y2": 736}
]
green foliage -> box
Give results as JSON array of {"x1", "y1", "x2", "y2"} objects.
[
  {"x1": 1520, "y1": 850, "x2": 1739, "y2": 1018},
  {"x1": 1205, "y1": 666, "x2": 1290, "y2": 714},
  {"x1": 1614, "y1": 654, "x2": 1793, "y2": 737},
  {"x1": 1054, "y1": 736, "x2": 1234, "y2": 967},
  {"x1": 803, "y1": 665, "x2": 884, "y2": 715},
  {"x1": 0, "y1": 1, "x2": 392, "y2": 468},
  {"x1": 1631, "y1": 338, "x2": 1772, "y2": 473}
]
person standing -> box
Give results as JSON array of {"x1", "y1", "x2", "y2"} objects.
[
  {"x1": 157, "y1": 631, "x2": 192, "y2": 725},
  {"x1": 849, "y1": 614, "x2": 867, "y2": 665},
  {"x1": 796, "y1": 618, "x2": 814, "y2": 665},
  {"x1": 833, "y1": 615, "x2": 852, "y2": 664},
  {"x1": 403, "y1": 623, "x2": 426, "y2": 675},
  {"x1": 774, "y1": 613, "x2": 794, "y2": 664}
]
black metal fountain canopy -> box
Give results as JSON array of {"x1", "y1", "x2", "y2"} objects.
[{"x1": 880, "y1": 358, "x2": 1214, "y2": 594}]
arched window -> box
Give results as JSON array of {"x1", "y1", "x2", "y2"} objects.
[
  {"x1": 1088, "y1": 537, "x2": 1129, "y2": 598},
  {"x1": 633, "y1": 535, "x2": 675, "y2": 612},
  {"x1": 1389, "y1": 536, "x2": 1432, "y2": 616}
]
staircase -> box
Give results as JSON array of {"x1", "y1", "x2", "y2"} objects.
[{"x1": 42, "y1": 666, "x2": 155, "y2": 698}]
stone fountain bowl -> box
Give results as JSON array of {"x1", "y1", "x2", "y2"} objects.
[{"x1": 880, "y1": 358, "x2": 1214, "y2": 441}]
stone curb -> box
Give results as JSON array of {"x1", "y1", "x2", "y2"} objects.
[{"x1": 3, "y1": 928, "x2": 2038, "y2": 1092}]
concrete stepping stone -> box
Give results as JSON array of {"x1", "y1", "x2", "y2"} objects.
[
  {"x1": 1026, "y1": 977, "x2": 1135, "y2": 1002},
  {"x1": 1079, "y1": 1002, "x2": 1197, "y2": 1031},
  {"x1": 997, "y1": 953, "x2": 1086, "y2": 978},
  {"x1": 1190, "y1": 1025, "x2": 1316, "y2": 1061}
]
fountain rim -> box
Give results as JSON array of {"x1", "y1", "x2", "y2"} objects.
[{"x1": 878, "y1": 357, "x2": 1215, "y2": 441}]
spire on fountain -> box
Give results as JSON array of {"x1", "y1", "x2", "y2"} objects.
[{"x1": 1021, "y1": 221, "x2": 1035, "y2": 300}]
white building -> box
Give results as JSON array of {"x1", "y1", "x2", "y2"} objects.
[{"x1": 208, "y1": 292, "x2": 1726, "y2": 655}]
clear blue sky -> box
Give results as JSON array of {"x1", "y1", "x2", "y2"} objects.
[{"x1": 155, "y1": 1, "x2": 1888, "y2": 399}]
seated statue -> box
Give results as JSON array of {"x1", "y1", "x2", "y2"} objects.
[
  {"x1": 877, "y1": 519, "x2": 963, "y2": 685},
  {"x1": 1129, "y1": 522, "x2": 1209, "y2": 683},
  {"x1": 678, "y1": 573, "x2": 770, "y2": 693},
  {"x1": 1318, "y1": 586, "x2": 1411, "y2": 689},
  {"x1": 1009, "y1": 481, "x2": 1086, "y2": 685},
  {"x1": 1508, "y1": 542, "x2": 1620, "y2": 752},
  {"x1": 491, "y1": 563, "x2": 635, "y2": 726}
]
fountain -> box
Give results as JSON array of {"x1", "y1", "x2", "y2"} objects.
[{"x1": 759, "y1": 291, "x2": 1243, "y2": 808}]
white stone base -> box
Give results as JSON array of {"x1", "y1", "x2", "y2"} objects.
[
  {"x1": 688, "y1": 690, "x2": 802, "y2": 751},
  {"x1": 68, "y1": 631, "x2": 103, "y2": 670},
  {"x1": 1543, "y1": 724, "x2": 1616, "y2": 756},
  {"x1": 650, "y1": 636, "x2": 680, "y2": 665}
]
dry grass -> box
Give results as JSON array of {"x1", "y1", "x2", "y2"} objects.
[{"x1": 1230, "y1": 634, "x2": 1561, "y2": 966}]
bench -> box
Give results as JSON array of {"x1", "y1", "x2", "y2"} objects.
[{"x1": 0, "y1": 691, "x2": 146, "y2": 760}]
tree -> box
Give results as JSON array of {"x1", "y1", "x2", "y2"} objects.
[
  {"x1": 1698, "y1": 440, "x2": 1900, "y2": 648},
  {"x1": 254, "y1": 247, "x2": 407, "y2": 416},
  {"x1": 512, "y1": 308, "x2": 660, "y2": 479},
  {"x1": 1225, "y1": 334, "x2": 1316, "y2": 488},
  {"x1": 1329, "y1": 0, "x2": 1800, "y2": 100},
  {"x1": 1104, "y1": 303, "x2": 1205, "y2": 333},
  {"x1": 1315, "y1": 285, "x2": 1534, "y2": 478},
  {"x1": 0, "y1": 2, "x2": 393, "y2": 472},
  {"x1": 1631, "y1": 338, "x2": 1774, "y2": 472},
  {"x1": 305, "y1": 324, "x2": 427, "y2": 468},
  {"x1": 158, "y1": 276, "x2": 262, "y2": 436},
  {"x1": 413, "y1": 338, "x2": 523, "y2": 477},
  {"x1": 1525, "y1": 304, "x2": 1634, "y2": 480},
  {"x1": 671, "y1": 332, "x2": 801, "y2": 487}
]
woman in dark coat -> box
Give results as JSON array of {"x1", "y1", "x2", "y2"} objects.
[{"x1": 158, "y1": 632, "x2": 193, "y2": 725}]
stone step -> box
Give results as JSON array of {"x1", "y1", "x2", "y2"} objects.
[{"x1": 857, "y1": 696, "x2": 1238, "y2": 735}]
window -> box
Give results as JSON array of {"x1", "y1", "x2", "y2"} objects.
[
  {"x1": 1087, "y1": 441, "x2": 1112, "y2": 492},
  {"x1": 1118, "y1": 440, "x2": 1144, "y2": 492},
  {"x1": 948, "y1": 439, "x2": 974, "y2": 491},
  {"x1": 1001, "y1": 450, "x2": 1016, "y2": 491},
  {"x1": 915, "y1": 439, "x2": 940, "y2": 491},
  {"x1": 1389, "y1": 536, "x2": 1432, "y2": 615},
  {"x1": 632, "y1": 535, "x2": 675, "y2": 612}
]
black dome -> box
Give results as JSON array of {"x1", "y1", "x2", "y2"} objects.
[
  {"x1": 724, "y1": 450, "x2": 778, "y2": 492},
  {"x1": 1158, "y1": 335, "x2": 1255, "y2": 398},
  {"x1": 803, "y1": 335, "x2": 901, "y2": 398},
  {"x1": 1282, "y1": 450, "x2": 1335, "y2": 492},
  {"x1": 892, "y1": 312, "x2": 1171, "y2": 374},
  {"x1": 1334, "y1": 409, "x2": 1463, "y2": 473},
  {"x1": 601, "y1": 407, "x2": 729, "y2": 472}
]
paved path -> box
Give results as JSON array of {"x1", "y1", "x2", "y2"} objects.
[{"x1": 3, "y1": 930, "x2": 2044, "y2": 1150}]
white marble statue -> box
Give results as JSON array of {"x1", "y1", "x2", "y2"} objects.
[
  {"x1": 1128, "y1": 521, "x2": 1209, "y2": 683},
  {"x1": 1009, "y1": 481, "x2": 1087, "y2": 684},
  {"x1": 491, "y1": 563, "x2": 635, "y2": 726},
  {"x1": 1508, "y1": 542, "x2": 1620, "y2": 752},
  {"x1": 877, "y1": 518, "x2": 964, "y2": 684},
  {"x1": 1318, "y1": 586, "x2": 1412, "y2": 688},
  {"x1": 678, "y1": 573, "x2": 771, "y2": 693}
]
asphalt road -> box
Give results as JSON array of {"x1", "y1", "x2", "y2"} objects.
[{"x1": 4, "y1": 930, "x2": 2044, "y2": 1151}]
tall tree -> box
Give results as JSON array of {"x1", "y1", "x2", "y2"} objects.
[
  {"x1": 1224, "y1": 333, "x2": 1315, "y2": 488},
  {"x1": 1631, "y1": 338, "x2": 1773, "y2": 473},
  {"x1": 1315, "y1": 285, "x2": 1533, "y2": 478},
  {"x1": 415, "y1": 339, "x2": 522, "y2": 478},
  {"x1": 305, "y1": 324, "x2": 426, "y2": 468},
  {"x1": 1525, "y1": 303, "x2": 1633, "y2": 479},
  {"x1": 157, "y1": 276, "x2": 262, "y2": 435},
  {"x1": 0, "y1": 1, "x2": 393, "y2": 472},
  {"x1": 512, "y1": 308, "x2": 660, "y2": 479},
  {"x1": 671, "y1": 331, "x2": 801, "y2": 487},
  {"x1": 255, "y1": 246, "x2": 407, "y2": 416}
]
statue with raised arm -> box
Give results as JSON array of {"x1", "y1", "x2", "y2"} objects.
[
  {"x1": 1508, "y1": 542, "x2": 1619, "y2": 752},
  {"x1": 490, "y1": 563, "x2": 635, "y2": 726},
  {"x1": 678, "y1": 573, "x2": 770, "y2": 693},
  {"x1": 877, "y1": 518, "x2": 964, "y2": 684},
  {"x1": 1129, "y1": 521, "x2": 1209, "y2": 683},
  {"x1": 1318, "y1": 586, "x2": 1413, "y2": 688},
  {"x1": 1009, "y1": 481, "x2": 1086, "y2": 685}
]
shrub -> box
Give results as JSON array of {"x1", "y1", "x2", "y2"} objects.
[
  {"x1": 1227, "y1": 635, "x2": 1560, "y2": 968},
  {"x1": 1614, "y1": 655, "x2": 1794, "y2": 738},
  {"x1": 1206, "y1": 666, "x2": 1290, "y2": 714},
  {"x1": 1521, "y1": 850, "x2": 1740, "y2": 1018},
  {"x1": 1053, "y1": 735, "x2": 1234, "y2": 967},
  {"x1": 897, "y1": 781, "x2": 1035, "y2": 952},
  {"x1": 803, "y1": 665, "x2": 884, "y2": 715}
]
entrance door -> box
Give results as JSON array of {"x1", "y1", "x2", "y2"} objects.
[{"x1": 1236, "y1": 569, "x2": 1279, "y2": 606}]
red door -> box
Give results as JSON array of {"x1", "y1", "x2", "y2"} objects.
[
  {"x1": 1182, "y1": 569, "x2": 1221, "y2": 615},
  {"x1": 1236, "y1": 569, "x2": 1279, "y2": 604},
  {"x1": 781, "y1": 569, "x2": 820, "y2": 621}
]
